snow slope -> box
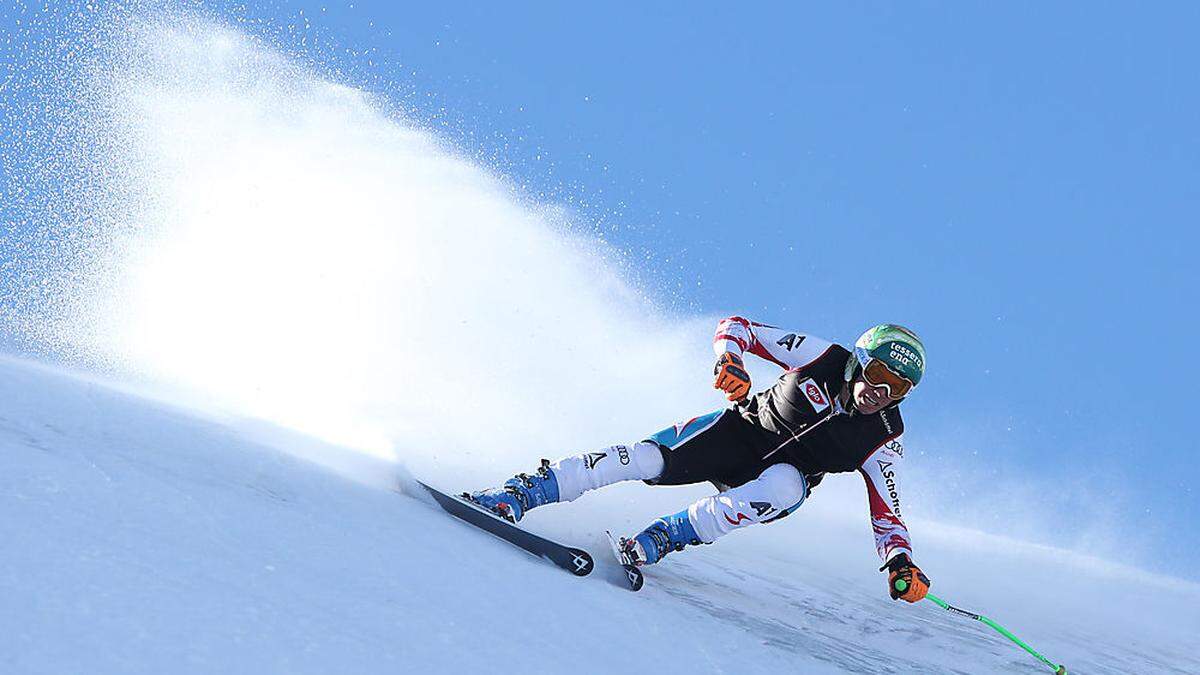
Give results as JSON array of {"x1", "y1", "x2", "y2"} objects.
[
  {"x1": 0, "y1": 354, "x2": 825, "y2": 674},
  {"x1": 2, "y1": 355, "x2": 1197, "y2": 674}
]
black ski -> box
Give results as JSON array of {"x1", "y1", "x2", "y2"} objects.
[
  {"x1": 605, "y1": 530, "x2": 645, "y2": 592},
  {"x1": 417, "y1": 481, "x2": 594, "y2": 577}
]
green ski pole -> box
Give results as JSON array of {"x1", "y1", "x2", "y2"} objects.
[{"x1": 894, "y1": 579, "x2": 1067, "y2": 674}]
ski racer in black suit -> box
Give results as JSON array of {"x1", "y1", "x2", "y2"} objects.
[{"x1": 471, "y1": 317, "x2": 932, "y2": 603}]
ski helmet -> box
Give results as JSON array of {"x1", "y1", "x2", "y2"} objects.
[{"x1": 843, "y1": 324, "x2": 926, "y2": 395}]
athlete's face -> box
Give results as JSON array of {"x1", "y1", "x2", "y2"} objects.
[{"x1": 852, "y1": 378, "x2": 893, "y2": 415}]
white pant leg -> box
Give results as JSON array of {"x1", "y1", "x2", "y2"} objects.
[
  {"x1": 551, "y1": 441, "x2": 666, "y2": 502},
  {"x1": 688, "y1": 463, "x2": 807, "y2": 544}
]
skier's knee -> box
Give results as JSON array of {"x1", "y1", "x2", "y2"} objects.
[
  {"x1": 629, "y1": 440, "x2": 666, "y2": 480},
  {"x1": 757, "y1": 463, "x2": 807, "y2": 510},
  {"x1": 685, "y1": 466, "x2": 807, "y2": 543}
]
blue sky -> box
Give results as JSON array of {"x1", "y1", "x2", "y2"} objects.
[
  {"x1": 259, "y1": 1, "x2": 1199, "y2": 576},
  {"x1": 4, "y1": 2, "x2": 1198, "y2": 578}
]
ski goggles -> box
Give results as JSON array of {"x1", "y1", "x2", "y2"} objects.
[{"x1": 861, "y1": 358, "x2": 916, "y2": 400}]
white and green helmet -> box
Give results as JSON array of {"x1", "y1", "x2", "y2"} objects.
[{"x1": 844, "y1": 323, "x2": 927, "y2": 389}]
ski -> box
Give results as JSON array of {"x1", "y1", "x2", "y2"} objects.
[
  {"x1": 417, "y1": 480, "x2": 594, "y2": 577},
  {"x1": 605, "y1": 530, "x2": 645, "y2": 592}
]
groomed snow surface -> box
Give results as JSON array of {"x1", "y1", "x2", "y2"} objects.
[{"x1": 1, "y1": 355, "x2": 1196, "y2": 675}]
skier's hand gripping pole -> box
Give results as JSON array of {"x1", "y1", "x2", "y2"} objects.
[
  {"x1": 884, "y1": 554, "x2": 929, "y2": 603},
  {"x1": 713, "y1": 352, "x2": 751, "y2": 402},
  {"x1": 894, "y1": 579, "x2": 1068, "y2": 675}
]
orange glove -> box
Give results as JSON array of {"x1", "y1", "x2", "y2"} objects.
[
  {"x1": 884, "y1": 554, "x2": 930, "y2": 603},
  {"x1": 713, "y1": 352, "x2": 751, "y2": 401}
]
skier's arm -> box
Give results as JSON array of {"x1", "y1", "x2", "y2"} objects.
[
  {"x1": 712, "y1": 316, "x2": 833, "y2": 371},
  {"x1": 860, "y1": 437, "x2": 931, "y2": 603},
  {"x1": 713, "y1": 316, "x2": 757, "y2": 357},
  {"x1": 857, "y1": 437, "x2": 914, "y2": 565}
]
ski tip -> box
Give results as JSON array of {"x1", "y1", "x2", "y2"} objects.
[
  {"x1": 624, "y1": 565, "x2": 645, "y2": 592},
  {"x1": 566, "y1": 547, "x2": 595, "y2": 576},
  {"x1": 405, "y1": 479, "x2": 437, "y2": 503},
  {"x1": 1056, "y1": 667, "x2": 1067, "y2": 675},
  {"x1": 604, "y1": 530, "x2": 644, "y2": 591}
]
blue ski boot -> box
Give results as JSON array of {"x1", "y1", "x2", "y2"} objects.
[
  {"x1": 468, "y1": 459, "x2": 560, "y2": 523},
  {"x1": 624, "y1": 509, "x2": 702, "y2": 566}
]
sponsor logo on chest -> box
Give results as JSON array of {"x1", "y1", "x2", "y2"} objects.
[{"x1": 799, "y1": 378, "x2": 829, "y2": 413}]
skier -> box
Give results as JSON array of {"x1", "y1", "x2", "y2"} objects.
[{"x1": 470, "y1": 317, "x2": 932, "y2": 603}]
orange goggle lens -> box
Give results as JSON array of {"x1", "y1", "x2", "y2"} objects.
[{"x1": 861, "y1": 358, "x2": 915, "y2": 400}]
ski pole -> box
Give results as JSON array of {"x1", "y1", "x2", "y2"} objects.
[{"x1": 893, "y1": 579, "x2": 1068, "y2": 675}]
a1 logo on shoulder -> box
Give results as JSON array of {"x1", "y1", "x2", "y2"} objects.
[
  {"x1": 776, "y1": 333, "x2": 806, "y2": 351},
  {"x1": 800, "y1": 378, "x2": 829, "y2": 412}
]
